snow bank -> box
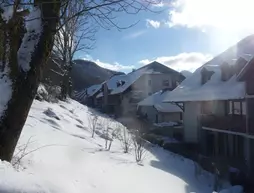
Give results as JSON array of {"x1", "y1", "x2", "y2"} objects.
[
  {"x1": 0, "y1": 160, "x2": 65, "y2": 193},
  {"x1": 0, "y1": 99, "x2": 219, "y2": 193}
]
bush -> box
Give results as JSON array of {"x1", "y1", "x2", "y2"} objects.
[
  {"x1": 132, "y1": 129, "x2": 147, "y2": 164},
  {"x1": 119, "y1": 126, "x2": 132, "y2": 153}
]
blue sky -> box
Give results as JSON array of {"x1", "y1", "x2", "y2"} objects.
[{"x1": 76, "y1": 0, "x2": 254, "y2": 73}]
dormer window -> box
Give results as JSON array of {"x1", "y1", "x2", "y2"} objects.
[
  {"x1": 234, "y1": 57, "x2": 248, "y2": 75},
  {"x1": 116, "y1": 80, "x2": 125, "y2": 87},
  {"x1": 201, "y1": 67, "x2": 214, "y2": 85},
  {"x1": 220, "y1": 62, "x2": 234, "y2": 81}
]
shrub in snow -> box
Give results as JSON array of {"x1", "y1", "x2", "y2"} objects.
[
  {"x1": 36, "y1": 84, "x2": 49, "y2": 101},
  {"x1": 36, "y1": 84, "x2": 62, "y2": 103},
  {"x1": 132, "y1": 129, "x2": 147, "y2": 164},
  {"x1": 11, "y1": 137, "x2": 34, "y2": 170},
  {"x1": 119, "y1": 126, "x2": 132, "y2": 153},
  {"x1": 43, "y1": 108, "x2": 60, "y2": 120},
  {"x1": 88, "y1": 114, "x2": 98, "y2": 138}
]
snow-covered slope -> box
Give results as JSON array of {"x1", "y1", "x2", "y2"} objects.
[{"x1": 0, "y1": 99, "x2": 226, "y2": 193}]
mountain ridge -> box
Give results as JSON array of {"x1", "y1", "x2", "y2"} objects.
[{"x1": 71, "y1": 59, "x2": 125, "y2": 91}]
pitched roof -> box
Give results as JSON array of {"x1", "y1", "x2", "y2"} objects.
[
  {"x1": 74, "y1": 84, "x2": 101, "y2": 101},
  {"x1": 110, "y1": 61, "x2": 184, "y2": 95},
  {"x1": 163, "y1": 35, "x2": 254, "y2": 102},
  {"x1": 96, "y1": 74, "x2": 128, "y2": 98},
  {"x1": 110, "y1": 69, "x2": 156, "y2": 95},
  {"x1": 138, "y1": 90, "x2": 182, "y2": 113}
]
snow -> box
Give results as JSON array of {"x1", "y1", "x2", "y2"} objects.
[
  {"x1": 18, "y1": 7, "x2": 42, "y2": 72},
  {"x1": 0, "y1": 99, "x2": 225, "y2": 193},
  {"x1": 110, "y1": 69, "x2": 156, "y2": 95},
  {"x1": 154, "y1": 121, "x2": 178, "y2": 127},
  {"x1": 0, "y1": 67, "x2": 12, "y2": 119},
  {"x1": 96, "y1": 74, "x2": 127, "y2": 98},
  {"x1": 0, "y1": 4, "x2": 13, "y2": 22},
  {"x1": 75, "y1": 84, "x2": 101, "y2": 102},
  {"x1": 37, "y1": 84, "x2": 48, "y2": 96},
  {"x1": 163, "y1": 42, "x2": 254, "y2": 102},
  {"x1": 138, "y1": 90, "x2": 182, "y2": 113}
]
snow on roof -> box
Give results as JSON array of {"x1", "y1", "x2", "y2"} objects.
[
  {"x1": 86, "y1": 84, "x2": 101, "y2": 96},
  {"x1": 110, "y1": 69, "x2": 156, "y2": 95},
  {"x1": 163, "y1": 50, "x2": 254, "y2": 102},
  {"x1": 138, "y1": 90, "x2": 182, "y2": 113},
  {"x1": 96, "y1": 74, "x2": 128, "y2": 98},
  {"x1": 74, "y1": 84, "x2": 101, "y2": 102}
]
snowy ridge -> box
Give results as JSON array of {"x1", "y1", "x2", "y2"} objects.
[
  {"x1": 0, "y1": 99, "x2": 225, "y2": 193},
  {"x1": 164, "y1": 35, "x2": 254, "y2": 102},
  {"x1": 138, "y1": 90, "x2": 182, "y2": 113}
]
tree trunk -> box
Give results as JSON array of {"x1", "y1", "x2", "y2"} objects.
[{"x1": 0, "y1": 0, "x2": 60, "y2": 162}]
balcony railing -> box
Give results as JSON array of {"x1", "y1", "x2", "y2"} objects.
[{"x1": 200, "y1": 114, "x2": 247, "y2": 134}]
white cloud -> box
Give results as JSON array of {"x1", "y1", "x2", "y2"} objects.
[
  {"x1": 146, "y1": 19, "x2": 161, "y2": 29},
  {"x1": 168, "y1": 0, "x2": 254, "y2": 32},
  {"x1": 152, "y1": 2, "x2": 165, "y2": 7},
  {"x1": 83, "y1": 57, "x2": 134, "y2": 72},
  {"x1": 124, "y1": 30, "x2": 146, "y2": 39},
  {"x1": 151, "y1": 0, "x2": 173, "y2": 8},
  {"x1": 139, "y1": 52, "x2": 212, "y2": 72}
]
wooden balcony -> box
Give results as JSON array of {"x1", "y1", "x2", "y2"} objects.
[{"x1": 200, "y1": 114, "x2": 247, "y2": 134}]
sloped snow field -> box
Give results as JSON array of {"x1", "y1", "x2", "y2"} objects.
[{"x1": 0, "y1": 100, "x2": 231, "y2": 193}]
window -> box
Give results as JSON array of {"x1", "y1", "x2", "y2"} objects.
[
  {"x1": 229, "y1": 101, "x2": 245, "y2": 115},
  {"x1": 162, "y1": 80, "x2": 169, "y2": 87},
  {"x1": 148, "y1": 80, "x2": 151, "y2": 86}
]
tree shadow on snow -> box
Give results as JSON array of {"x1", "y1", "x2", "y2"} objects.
[{"x1": 148, "y1": 147, "x2": 213, "y2": 193}]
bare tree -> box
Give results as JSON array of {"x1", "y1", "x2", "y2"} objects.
[
  {"x1": 0, "y1": 0, "x2": 161, "y2": 162},
  {"x1": 107, "y1": 125, "x2": 121, "y2": 151},
  {"x1": 102, "y1": 119, "x2": 111, "y2": 149},
  {"x1": 119, "y1": 125, "x2": 132, "y2": 153},
  {"x1": 54, "y1": 1, "x2": 97, "y2": 100},
  {"x1": 88, "y1": 114, "x2": 98, "y2": 138},
  {"x1": 132, "y1": 129, "x2": 147, "y2": 164}
]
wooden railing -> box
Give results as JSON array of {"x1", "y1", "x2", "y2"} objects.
[{"x1": 200, "y1": 114, "x2": 247, "y2": 134}]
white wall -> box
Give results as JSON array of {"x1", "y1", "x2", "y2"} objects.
[
  {"x1": 183, "y1": 102, "x2": 201, "y2": 143},
  {"x1": 132, "y1": 74, "x2": 178, "y2": 98}
]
